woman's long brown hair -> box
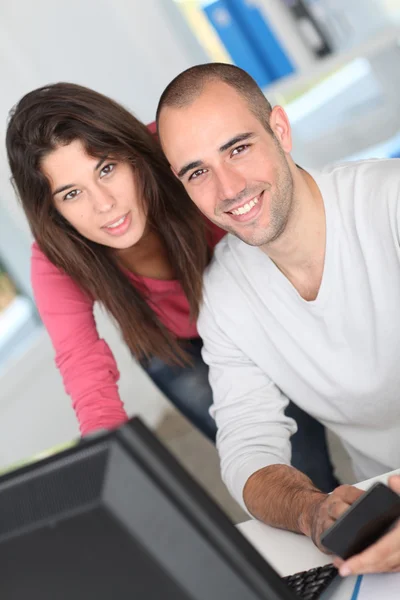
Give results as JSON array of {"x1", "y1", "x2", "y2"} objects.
[{"x1": 6, "y1": 82, "x2": 210, "y2": 364}]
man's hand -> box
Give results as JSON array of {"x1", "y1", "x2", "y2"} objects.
[
  {"x1": 243, "y1": 465, "x2": 364, "y2": 544},
  {"x1": 299, "y1": 484, "x2": 364, "y2": 551},
  {"x1": 332, "y1": 475, "x2": 400, "y2": 576}
]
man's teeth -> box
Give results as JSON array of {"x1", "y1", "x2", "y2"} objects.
[
  {"x1": 107, "y1": 215, "x2": 126, "y2": 229},
  {"x1": 231, "y1": 197, "x2": 259, "y2": 216}
]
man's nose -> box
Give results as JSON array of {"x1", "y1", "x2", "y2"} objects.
[{"x1": 214, "y1": 164, "x2": 246, "y2": 203}]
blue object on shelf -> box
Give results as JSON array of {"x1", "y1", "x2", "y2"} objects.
[
  {"x1": 202, "y1": 0, "x2": 273, "y2": 88},
  {"x1": 227, "y1": 0, "x2": 295, "y2": 80}
]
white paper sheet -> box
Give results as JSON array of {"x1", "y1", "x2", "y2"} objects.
[{"x1": 354, "y1": 572, "x2": 400, "y2": 599}]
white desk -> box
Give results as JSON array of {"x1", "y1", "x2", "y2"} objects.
[{"x1": 237, "y1": 468, "x2": 400, "y2": 599}]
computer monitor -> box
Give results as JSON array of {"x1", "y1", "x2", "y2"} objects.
[{"x1": 0, "y1": 417, "x2": 295, "y2": 599}]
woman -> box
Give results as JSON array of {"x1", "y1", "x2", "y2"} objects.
[{"x1": 6, "y1": 82, "x2": 224, "y2": 440}]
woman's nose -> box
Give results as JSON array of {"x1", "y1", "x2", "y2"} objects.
[{"x1": 92, "y1": 187, "x2": 115, "y2": 213}]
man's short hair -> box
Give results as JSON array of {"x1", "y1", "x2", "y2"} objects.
[{"x1": 156, "y1": 63, "x2": 273, "y2": 133}]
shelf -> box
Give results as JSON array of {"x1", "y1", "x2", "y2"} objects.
[
  {"x1": 256, "y1": 23, "x2": 400, "y2": 169},
  {"x1": 263, "y1": 25, "x2": 400, "y2": 104}
]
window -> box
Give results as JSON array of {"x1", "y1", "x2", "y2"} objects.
[
  {"x1": 0, "y1": 199, "x2": 42, "y2": 375},
  {"x1": 0, "y1": 258, "x2": 40, "y2": 373}
]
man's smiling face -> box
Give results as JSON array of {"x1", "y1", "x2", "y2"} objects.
[{"x1": 158, "y1": 81, "x2": 295, "y2": 247}]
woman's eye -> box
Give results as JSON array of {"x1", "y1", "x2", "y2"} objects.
[
  {"x1": 63, "y1": 189, "x2": 81, "y2": 201},
  {"x1": 189, "y1": 168, "x2": 207, "y2": 181},
  {"x1": 231, "y1": 144, "x2": 249, "y2": 156},
  {"x1": 100, "y1": 163, "x2": 115, "y2": 177}
]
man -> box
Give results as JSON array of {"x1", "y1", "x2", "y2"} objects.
[{"x1": 156, "y1": 63, "x2": 400, "y2": 576}]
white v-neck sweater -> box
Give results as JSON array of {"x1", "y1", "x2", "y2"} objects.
[{"x1": 198, "y1": 159, "x2": 400, "y2": 509}]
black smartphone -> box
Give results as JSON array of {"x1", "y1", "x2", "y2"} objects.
[{"x1": 320, "y1": 482, "x2": 400, "y2": 560}]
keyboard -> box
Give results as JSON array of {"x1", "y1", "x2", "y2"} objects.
[{"x1": 282, "y1": 563, "x2": 338, "y2": 599}]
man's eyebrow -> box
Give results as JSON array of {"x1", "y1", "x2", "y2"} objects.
[
  {"x1": 176, "y1": 133, "x2": 255, "y2": 180},
  {"x1": 177, "y1": 160, "x2": 203, "y2": 179},
  {"x1": 219, "y1": 132, "x2": 254, "y2": 153},
  {"x1": 52, "y1": 155, "x2": 108, "y2": 196}
]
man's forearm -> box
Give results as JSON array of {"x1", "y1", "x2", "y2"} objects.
[{"x1": 243, "y1": 464, "x2": 326, "y2": 536}]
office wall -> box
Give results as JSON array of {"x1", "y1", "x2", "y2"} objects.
[{"x1": 0, "y1": 0, "x2": 208, "y2": 468}]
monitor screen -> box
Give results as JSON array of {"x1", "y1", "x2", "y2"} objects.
[{"x1": 0, "y1": 418, "x2": 294, "y2": 600}]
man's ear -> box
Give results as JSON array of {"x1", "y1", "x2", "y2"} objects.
[{"x1": 269, "y1": 105, "x2": 292, "y2": 154}]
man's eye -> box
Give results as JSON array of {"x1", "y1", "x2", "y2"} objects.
[
  {"x1": 63, "y1": 189, "x2": 81, "y2": 201},
  {"x1": 231, "y1": 144, "x2": 249, "y2": 156},
  {"x1": 100, "y1": 163, "x2": 115, "y2": 177},
  {"x1": 189, "y1": 168, "x2": 207, "y2": 181}
]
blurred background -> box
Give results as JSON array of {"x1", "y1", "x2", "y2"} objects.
[{"x1": 1, "y1": 0, "x2": 400, "y2": 521}]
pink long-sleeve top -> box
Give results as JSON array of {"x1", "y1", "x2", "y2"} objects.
[{"x1": 31, "y1": 224, "x2": 225, "y2": 435}]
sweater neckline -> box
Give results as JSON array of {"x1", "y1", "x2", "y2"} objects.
[{"x1": 264, "y1": 168, "x2": 338, "y2": 311}]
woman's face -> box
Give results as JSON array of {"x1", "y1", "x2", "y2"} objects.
[{"x1": 42, "y1": 139, "x2": 147, "y2": 250}]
